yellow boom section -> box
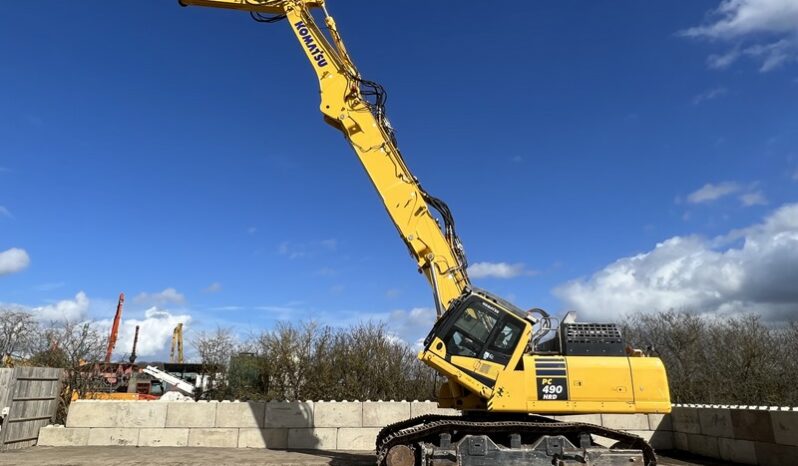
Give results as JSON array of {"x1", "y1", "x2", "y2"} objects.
[{"x1": 180, "y1": 0, "x2": 470, "y2": 311}]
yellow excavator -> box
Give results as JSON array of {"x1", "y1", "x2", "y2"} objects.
[{"x1": 177, "y1": 1, "x2": 671, "y2": 464}]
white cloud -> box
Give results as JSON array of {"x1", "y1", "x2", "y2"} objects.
[
  {"x1": 468, "y1": 262, "x2": 528, "y2": 279},
  {"x1": 739, "y1": 191, "x2": 768, "y2": 206},
  {"x1": 106, "y1": 307, "x2": 192, "y2": 359},
  {"x1": 291, "y1": 305, "x2": 435, "y2": 349},
  {"x1": 256, "y1": 305, "x2": 295, "y2": 313},
  {"x1": 693, "y1": 86, "x2": 728, "y2": 104},
  {"x1": 32, "y1": 291, "x2": 90, "y2": 322},
  {"x1": 254, "y1": 304, "x2": 301, "y2": 320},
  {"x1": 744, "y1": 38, "x2": 797, "y2": 71},
  {"x1": 0, "y1": 206, "x2": 11, "y2": 219},
  {"x1": 134, "y1": 288, "x2": 186, "y2": 306},
  {"x1": 2, "y1": 292, "x2": 190, "y2": 359},
  {"x1": 209, "y1": 305, "x2": 244, "y2": 311},
  {"x1": 204, "y1": 282, "x2": 222, "y2": 293},
  {"x1": 384, "y1": 307, "x2": 435, "y2": 347},
  {"x1": 0, "y1": 248, "x2": 30, "y2": 276},
  {"x1": 320, "y1": 239, "x2": 337, "y2": 251},
  {"x1": 315, "y1": 267, "x2": 337, "y2": 277},
  {"x1": 329, "y1": 284, "x2": 345, "y2": 294},
  {"x1": 792, "y1": 169, "x2": 798, "y2": 181},
  {"x1": 682, "y1": 0, "x2": 798, "y2": 72},
  {"x1": 686, "y1": 181, "x2": 768, "y2": 207},
  {"x1": 33, "y1": 282, "x2": 66, "y2": 292},
  {"x1": 277, "y1": 241, "x2": 300, "y2": 258},
  {"x1": 687, "y1": 182, "x2": 741, "y2": 203},
  {"x1": 555, "y1": 203, "x2": 798, "y2": 321},
  {"x1": 247, "y1": 227, "x2": 257, "y2": 235},
  {"x1": 278, "y1": 239, "x2": 338, "y2": 259},
  {"x1": 708, "y1": 47, "x2": 742, "y2": 69}
]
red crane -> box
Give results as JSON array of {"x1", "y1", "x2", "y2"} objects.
[{"x1": 105, "y1": 293, "x2": 125, "y2": 363}]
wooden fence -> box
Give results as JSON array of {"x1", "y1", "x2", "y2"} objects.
[{"x1": 0, "y1": 367, "x2": 64, "y2": 450}]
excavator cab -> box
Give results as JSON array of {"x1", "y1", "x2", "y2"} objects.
[
  {"x1": 421, "y1": 288, "x2": 670, "y2": 417},
  {"x1": 425, "y1": 290, "x2": 530, "y2": 368},
  {"x1": 420, "y1": 289, "x2": 534, "y2": 404}
]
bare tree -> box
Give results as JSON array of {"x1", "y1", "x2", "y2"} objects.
[
  {"x1": 28, "y1": 320, "x2": 106, "y2": 367},
  {"x1": 0, "y1": 308, "x2": 37, "y2": 362},
  {"x1": 192, "y1": 326, "x2": 239, "y2": 399},
  {"x1": 3, "y1": 318, "x2": 107, "y2": 423},
  {"x1": 623, "y1": 310, "x2": 798, "y2": 405},
  {"x1": 250, "y1": 321, "x2": 437, "y2": 402}
]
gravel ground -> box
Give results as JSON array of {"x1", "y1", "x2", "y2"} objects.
[
  {"x1": 0, "y1": 447, "x2": 740, "y2": 466},
  {"x1": 0, "y1": 447, "x2": 372, "y2": 466}
]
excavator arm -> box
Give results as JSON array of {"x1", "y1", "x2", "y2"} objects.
[
  {"x1": 180, "y1": 0, "x2": 469, "y2": 313},
  {"x1": 175, "y1": 3, "x2": 671, "y2": 464}
]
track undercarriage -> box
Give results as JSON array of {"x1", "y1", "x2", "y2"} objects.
[{"x1": 376, "y1": 415, "x2": 656, "y2": 466}]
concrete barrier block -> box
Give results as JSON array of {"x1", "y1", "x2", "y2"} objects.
[
  {"x1": 138, "y1": 428, "x2": 189, "y2": 447},
  {"x1": 647, "y1": 413, "x2": 672, "y2": 431},
  {"x1": 717, "y1": 438, "x2": 757, "y2": 465},
  {"x1": 37, "y1": 426, "x2": 89, "y2": 446},
  {"x1": 626, "y1": 430, "x2": 673, "y2": 450},
  {"x1": 754, "y1": 441, "x2": 798, "y2": 466},
  {"x1": 188, "y1": 428, "x2": 239, "y2": 448},
  {"x1": 337, "y1": 427, "x2": 381, "y2": 451},
  {"x1": 625, "y1": 430, "x2": 652, "y2": 441},
  {"x1": 671, "y1": 407, "x2": 700, "y2": 434},
  {"x1": 314, "y1": 401, "x2": 362, "y2": 428},
  {"x1": 409, "y1": 402, "x2": 459, "y2": 418},
  {"x1": 66, "y1": 401, "x2": 167, "y2": 428},
  {"x1": 265, "y1": 401, "x2": 313, "y2": 428},
  {"x1": 601, "y1": 413, "x2": 649, "y2": 430},
  {"x1": 770, "y1": 411, "x2": 798, "y2": 447},
  {"x1": 87, "y1": 427, "x2": 140, "y2": 446},
  {"x1": 238, "y1": 428, "x2": 289, "y2": 448},
  {"x1": 363, "y1": 401, "x2": 410, "y2": 427},
  {"x1": 673, "y1": 432, "x2": 688, "y2": 451},
  {"x1": 731, "y1": 409, "x2": 774, "y2": 442},
  {"x1": 590, "y1": 435, "x2": 615, "y2": 448},
  {"x1": 215, "y1": 401, "x2": 266, "y2": 428},
  {"x1": 687, "y1": 433, "x2": 719, "y2": 458},
  {"x1": 699, "y1": 408, "x2": 734, "y2": 438},
  {"x1": 555, "y1": 414, "x2": 602, "y2": 425},
  {"x1": 287, "y1": 427, "x2": 337, "y2": 449},
  {"x1": 650, "y1": 430, "x2": 673, "y2": 450},
  {"x1": 167, "y1": 402, "x2": 217, "y2": 428}
]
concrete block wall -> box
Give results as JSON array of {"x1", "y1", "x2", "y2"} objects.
[
  {"x1": 38, "y1": 400, "x2": 673, "y2": 451},
  {"x1": 554, "y1": 413, "x2": 674, "y2": 451},
  {"x1": 36, "y1": 400, "x2": 798, "y2": 463},
  {"x1": 669, "y1": 404, "x2": 798, "y2": 466},
  {"x1": 38, "y1": 400, "x2": 458, "y2": 451}
]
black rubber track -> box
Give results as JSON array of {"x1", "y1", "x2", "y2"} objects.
[{"x1": 376, "y1": 414, "x2": 657, "y2": 466}]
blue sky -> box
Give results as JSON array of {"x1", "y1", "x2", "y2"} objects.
[{"x1": 1, "y1": 0, "x2": 797, "y2": 359}]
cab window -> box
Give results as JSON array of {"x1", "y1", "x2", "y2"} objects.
[
  {"x1": 446, "y1": 305, "x2": 497, "y2": 358},
  {"x1": 443, "y1": 300, "x2": 525, "y2": 366},
  {"x1": 483, "y1": 319, "x2": 523, "y2": 364}
]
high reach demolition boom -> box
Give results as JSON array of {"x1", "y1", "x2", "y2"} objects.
[
  {"x1": 177, "y1": 2, "x2": 671, "y2": 465},
  {"x1": 180, "y1": 0, "x2": 469, "y2": 315}
]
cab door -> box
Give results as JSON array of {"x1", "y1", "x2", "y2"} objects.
[{"x1": 441, "y1": 300, "x2": 525, "y2": 386}]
